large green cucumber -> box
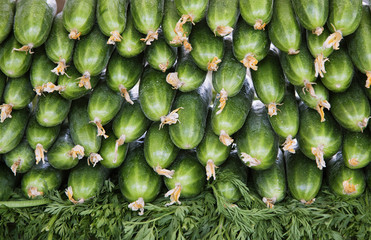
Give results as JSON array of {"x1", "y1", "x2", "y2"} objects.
[
  {"x1": 268, "y1": 0, "x2": 301, "y2": 54},
  {"x1": 0, "y1": 71, "x2": 5, "y2": 100},
  {"x1": 174, "y1": 0, "x2": 208, "y2": 23},
  {"x1": 99, "y1": 129, "x2": 128, "y2": 169},
  {"x1": 0, "y1": 0, "x2": 16, "y2": 44},
  {"x1": 343, "y1": 130, "x2": 371, "y2": 169},
  {"x1": 239, "y1": 0, "x2": 273, "y2": 30},
  {"x1": 30, "y1": 49, "x2": 58, "y2": 90},
  {"x1": 62, "y1": 0, "x2": 96, "y2": 39},
  {"x1": 145, "y1": 37, "x2": 177, "y2": 73},
  {"x1": 0, "y1": 163, "x2": 17, "y2": 201},
  {"x1": 189, "y1": 21, "x2": 224, "y2": 71},
  {"x1": 285, "y1": 150, "x2": 322, "y2": 204},
  {"x1": 4, "y1": 139, "x2": 34, "y2": 175},
  {"x1": 139, "y1": 67, "x2": 176, "y2": 121},
  {"x1": 35, "y1": 92, "x2": 71, "y2": 127},
  {"x1": 236, "y1": 105, "x2": 278, "y2": 170},
  {"x1": 13, "y1": 0, "x2": 57, "y2": 53},
  {"x1": 0, "y1": 34, "x2": 32, "y2": 78},
  {"x1": 206, "y1": 0, "x2": 239, "y2": 37}
]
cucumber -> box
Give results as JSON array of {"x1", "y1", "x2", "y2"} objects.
[
  {"x1": 45, "y1": 12, "x2": 75, "y2": 76},
  {"x1": 139, "y1": 67, "x2": 176, "y2": 121},
  {"x1": 0, "y1": 71, "x2": 5, "y2": 100},
  {"x1": 62, "y1": 0, "x2": 96, "y2": 39},
  {"x1": 21, "y1": 163, "x2": 62, "y2": 199},
  {"x1": 35, "y1": 92, "x2": 71, "y2": 127},
  {"x1": 145, "y1": 37, "x2": 177, "y2": 72},
  {"x1": 206, "y1": 0, "x2": 239, "y2": 37},
  {"x1": 297, "y1": 105, "x2": 342, "y2": 170},
  {"x1": 343, "y1": 130, "x2": 371, "y2": 169},
  {"x1": 119, "y1": 145, "x2": 162, "y2": 214},
  {"x1": 327, "y1": 154, "x2": 366, "y2": 198},
  {"x1": 189, "y1": 21, "x2": 225, "y2": 71},
  {"x1": 291, "y1": 0, "x2": 329, "y2": 36},
  {"x1": 239, "y1": 0, "x2": 273, "y2": 30},
  {"x1": 285, "y1": 150, "x2": 322, "y2": 204},
  {"x1": 97, "y1": 0, "x2": 128, "y2": 45},
  {"x1": 251, "y1": 150, "x2": 286, "y2": 208},
  {"x1": 251, "y1": 51, "x2": 285, "y2": 117},
  {"x1": 0, "y1": 34, "x2": 32, "y2": 78},
  {"x1": 130, "y1": 0, "x2": 164, "y2": 45},
  {"x1": 174, "y1": 0, "x2": 209, "y2": 23},
  {"x1": 0, "y1": 0, "x2": 16, "y2": 44},
  {"x1": 13, "y1": 0, "x2": 57, "y2": 54},
  {"x1": 232, "y1": 18, "x2": 270, "y2": 70},
  {"x1": 0, "y1": 162, "x2": 17, "y2": 201},
  {"x1": 4, "y1": 139, "x2": 35, "y2": 176},
  {"x1": 99, "y1": 129, "x2": 129, "y2": 169},
  {"x1": 236, "y1": 104, "x2": 279, "y2": 170},
  {"x1": 329, "y1": 81, "x2": 370, "y2": 132},
  {"x1": 268, "y1": 0, "x2": 301, "y2": 54},
  {"x1": 73, "y1": 27, "x2": 113, "y2": 90}
]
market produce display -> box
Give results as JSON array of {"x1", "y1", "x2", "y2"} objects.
[{"x1": 0, "y1": 0, "x2": 371, "y2": 239}]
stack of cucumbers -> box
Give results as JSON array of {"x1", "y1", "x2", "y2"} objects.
[{"x1": 0, "y1": 0, "x2": 371, "y2": 219}]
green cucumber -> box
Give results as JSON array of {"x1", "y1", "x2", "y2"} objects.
[
  {"x1": 35, "y1": 92, "x2": 71, "y2": 127},
  {"x1": 189, "y1": 21, "x2": 224, "y2": 71},
  {"x1": 0, "y1": 71, "x2": 5, "y2": 100},
  {"x1": 99, "y1": 129, "x2": 128, "y2": 169},
  {"x1": 206, "y1": 0, "x2": 239, "y2": 37},
  {"x1": 307, "y1": 28, "x2": 333, "y2": 59},
  {"x1": 4, "y1": 139, "x2": 35, "y2": 175},
  {"x1": 0, "y1": 34, "x2": 32, "y2": 78},
  {"x1": 236, "y1": 105, "x2": 279, "y2": 170},
  {"x1": 343, "y1": 130, "x2": 371, "y2": 169},
  {"x1": 139, "y1": 67, "x2": 176, "y2": 121},
  {"x1": 0, "y1": 0, "x2": 16, "y2": 44},
  {"x1": 239, "y1": 0, "x2": 273, "y2": 30},
  {"x1": 285, "y1": 150, "x2": 322, "y2": 204},
  {"x1": 0, "y1": 162, "x2": 17, "y2": 201},
  {"x1": 268, "y1": 0, "x2": 301, "y2": 54},
  {"x1": 13, "y1": 0, "x2": 57, "y2": 53},
  {"x1": 174, "y1": 0, "x2": 208, "y2": 23},
  {"x1": 62, "y1": 0, "x2": 96, "y2": 39},
  {"x1": 145, "y1": 37, "x2": 177, "y2": 72},
  {"x1": 30, "y1": 49, "x2": 58, "y2": 91}
]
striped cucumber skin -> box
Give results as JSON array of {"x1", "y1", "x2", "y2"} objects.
[
  {"x1": 26, "y1": 116, "x2": 60, "y2": 150},
  {"x1": 0, "y1": 109, "x2": 29, "y2": 154},
  {"x1": 327, "y1": 0, "x2": 362, "y2": 36},
  {"x1": 164, "y1": 151, "x2": 206, "y2": 198},
  {"x1": 36, "y1": 92, "x2": 71, "y2": 127},
  {"x1": 297, "y1": 81, "x2": 329, "y2": 110},
  {"x1": 4, "y1": 139, "x2": 35, "y2": 173},
  {"x1": 0, "y1": 163, "x2": 16, "y2": 201},
  {"x1": 306, "y1": 28, "x2": 333, "y2": 58},
  {"x1": 291, "y1": 0, "x2": 329, "y2": 33},
  {"x1": 99, "y1": 130, "x2": 128, "y2": 169},
  {"x1": 139, "y1": 67, "x2": 176, "y2": 121},
  {"x1": 239, "y1": 0, "x2": 273, "y2": 28},
  {"x1": 97, "y1": 0, "x2": 128, "y2": 37},
  {"x1": 285, "y1": 150, "x2": 322, "y2": 202},
  {"x1": 145, "y1": 37, "x2": 177, "y2": 72},
  {"x1": 3, "y1": 76, "x2": 35, "y2": 109},
  {"x1": 63, "y1": 0, "x2": 96, "y2": 37},
  {"x1": 130, "y1": 0, "x2": 164, "y2": 34},
  {"x1": 0, "y1": 0, "x2": 16, "y2": 44},
  {"x1": 0, "y1": 71, "x2": 5, "y2": 100},
  {"x1": 174, "y1": 0, "x2": 209, "y2": 23},
  {"x1": 343, "y1": 130, "x2": 371, "y2": 169},
  {"x1": 119, "y1": 145, "x2": 162, "y2": 202},
  {"x1": 206, "y1": 0, "x2": 239, "y2": 37},
  {"x1": 30, "y1": 49, "x2": 58, "y2": 88},
  {"x1": 0, "y1": 34, "x2": 32, "y2": 78}
]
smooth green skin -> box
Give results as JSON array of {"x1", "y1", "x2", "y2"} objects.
[
  {"x1": 343, "y1": 130, "x2": 371, "y2": 169},
  {"x1": 232, "y1": 18, "x2": 270, "y2": 63},
  {"x1": 207, "y1": 0, "x2": 239, "y2": 37},
  {"x1": 139, "y1": 67, "x2": 176, "y2": 121},
  {"x1": 45, "y1": 12, "x2": 75, "y2": 63},
  {"x1": 73, "y1": 27, "x2": 113, "y2": 76},
  {"x1": 327, "y1": 0, "x2": 362, "y2": 36},
  {"x1": 130, "y1": 0, "x2": 164, "y2": 34},
  {"x1": 285, "y1": 150, "x2": 323, "y2": 202},
  {"x1": 236, "y1": 106, "x2": 279, "y2": 170},
  {"x1": 0, "y1": 71, "x2": 5, "y2": 100},
  {"x1": 251, "y1": 52, "x2": 285, "y2": 106},
  {"x1": 0, "y1": 163, "x2": 16, "y2": 201},
  {"x1": 97, "y1": 0, "x2": 128, "y2": 37},
  {"x1": 21, "y1": 165, "x2": 62, "y2": 199},
  {"x1": 0, "y1": 34, "x2": 32, "y2": 78},
  {"x1": 112, "y1": 100, "x2": 151, "y2": 143},
  {"x1": 99, "y1": 130, "x2": 128, "y2": 169},
  {"x1": 174, "y1": 0, "x2": 208, "y2": 23},
  {"x1": 169, "y1": 86, "x2": 211, "y2": 149},
  {"x1": 88, "y1": 83, "x2": 123, "y2": 125},
  {"x1": 306, "y1": 28, "x2": 333, "y2": 58},
  {"x1": 175, "y1": 52, "x2": 206, "y2": 92},
  {"x1": 30, "y1": 49, "x2": 58, "y2": 88},
  {"x1": 366, "y1": 164, "x2": 371, "y2": 190},
  {"x1": 145, "y1": 38, "x2": 177, "y2": 72},
  {"x1": 252, "y1": 150, "x2": 286, "y2": 203},
  {"x1": 116, "y1": 12, "x2": 146, "y2": 58},
  {"x1": 297, "y1": 81, "x2": 329, "y2": 110},
  {"x1": 144, "y1": 123, "x2": 179, "y2": 169},
  {"x1": 47, "y1": 129, "x2": 80, "y2": 170},
  {"x1": 268, "y1": 0, "x2": 301, "y2": 53},
  {"x1": 0, "y1": 109, "x2": 28, "y2": 154},
  {"x1": 69, "y1": 100, "x2": 101, "y2": 155},
  {"x1": 269, "y1": 91, "x2": 299, "y2": 139},
  {"x1": 211, "y1": 83, "x2": 253, "y2": 136},
  {"x1": 327, "y1": 154, "x2": 365, "y2": 198},
  {"x1": 13, "y1": 0, "x2": 56, "y2": 48},
  {"x1": 291, "y1": 0, "x2": 329, "y2": 32},
  {"x1": 164, "y1": 151, "x2": 206, "y2": 198},
  {"x1": 239, "y1": 0, "x2": 273, "y2": 27},
  {"x1": 321, "y1": 49, "x2": 353, "y2": 92},
  {"x1": 298, "y1": 106, "x2": 342, "y2": 162},
  {"x1": 3, "y1": 76, "x2": 35, "y2": 109},
  {"x1": 26, "y1": 116, "x2": 60, "y2": 150},
  {"x1": 330, "y1": 81, "x2": 370, "y2": 132},
  {"x1": 190, "y1": 21, "x2": 225, "y2": 71},
  {"x1": 0, "y1": 0, "x2": 15, "y2": 44},
  {"x1": 119, "y1": 146, "x2": 162, "y2": 202},
  {"x1": 63, "y1": 0, "x2": 96, "y2": 36},
  {"x1": 107, "y1": 51, "x2": 143, "y2": 93},
  {"x1": 58, "y1": 65, "x2": 100, "y2": 100},
  {"x1": 4, "y1": 140, "x2": 35, "y2": 174},
  {"x1": 36, "y1": 92, "x2": 71, "y2": 127}
]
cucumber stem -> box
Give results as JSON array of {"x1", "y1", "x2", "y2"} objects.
[{"x1": 0, "y1": 198, "x2": 51, "y2": 208}]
